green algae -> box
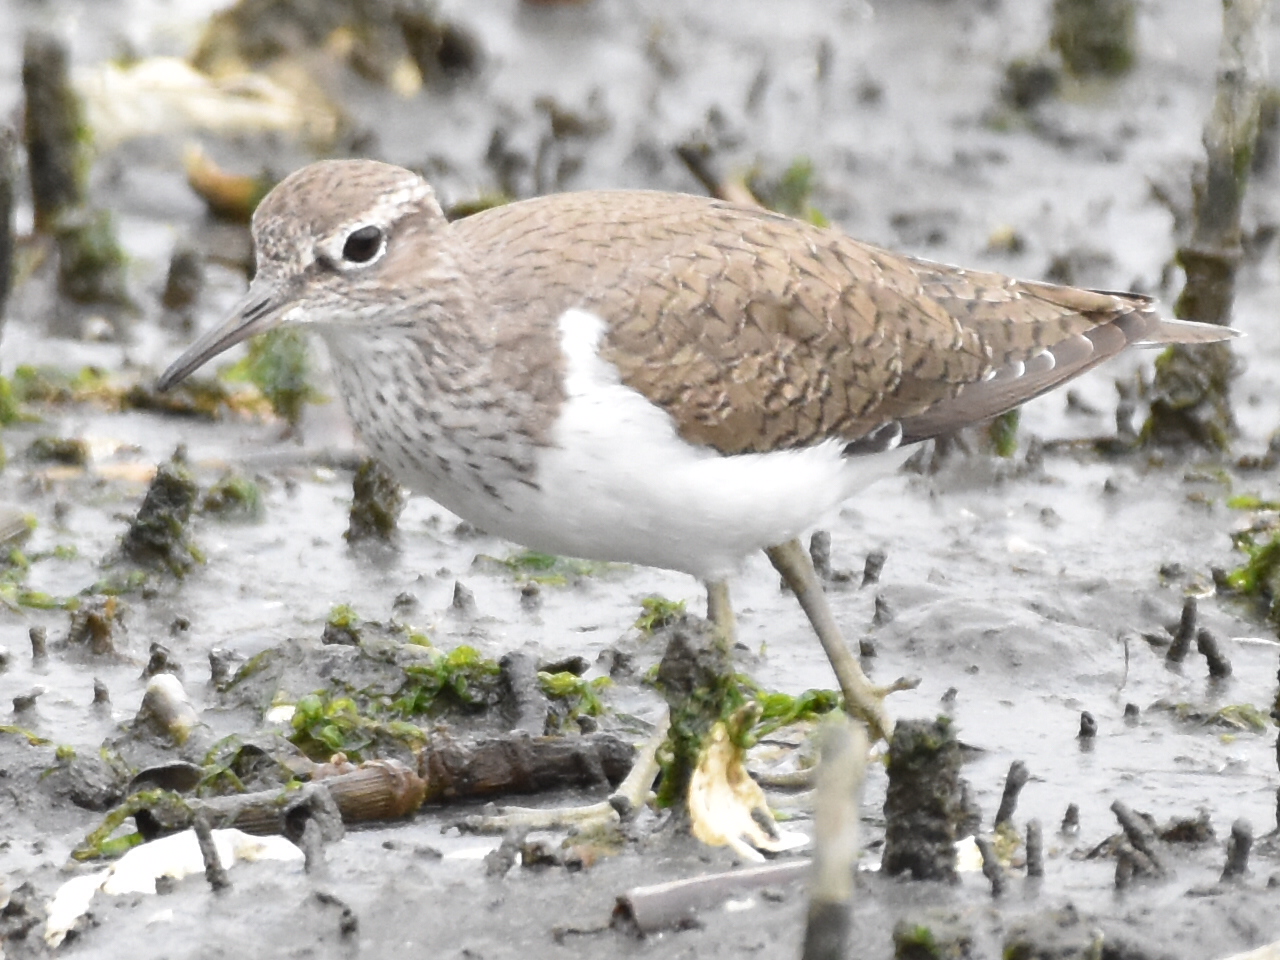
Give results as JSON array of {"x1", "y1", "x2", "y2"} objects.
[{"x1": 635, "y1": 595, "x2": 686, "y2": 635}]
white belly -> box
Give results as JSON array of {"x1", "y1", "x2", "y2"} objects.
[{"x1": 481, "y1": 309, "x2": 907, "y2": 581}]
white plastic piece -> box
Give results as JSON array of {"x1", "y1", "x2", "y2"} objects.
[{"x1": 45, "y1": 829, "x2": 302, "y2": 947}]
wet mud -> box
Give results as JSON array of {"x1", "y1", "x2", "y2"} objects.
[{"x1": 2, "y1": 1, "x2": 1280, "y2": 958}]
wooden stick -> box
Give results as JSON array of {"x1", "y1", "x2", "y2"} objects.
[
  {"x1": 802, "y1": 715, "x2": 868, "y2": 960},
  {"x1": 615, "y1": 861, "x2": 810, "y2": 935}
]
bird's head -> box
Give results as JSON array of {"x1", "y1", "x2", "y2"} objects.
[{"x1": 157, "y1": 159, "x2": 449, "y2": 390}]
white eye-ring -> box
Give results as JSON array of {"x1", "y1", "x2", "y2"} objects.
[{"x1": 341, "y1": 224, "x2": 385, "y2": 265}]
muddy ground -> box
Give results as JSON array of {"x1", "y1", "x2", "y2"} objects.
[{"x1": 2, "y1": 0, "x2": 1280, "y2": 957}]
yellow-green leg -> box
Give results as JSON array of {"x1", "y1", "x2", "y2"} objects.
[
  {"x1": 765, "y1": 538, "x2": 896, "y2": 742},
  {"x1": 705, "y1": 579, "x2": 737, "y2": 648}
]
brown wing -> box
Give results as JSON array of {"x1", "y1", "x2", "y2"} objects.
[{"x1": 458, "y1": 191, "x2": 1210, "y2": 455}]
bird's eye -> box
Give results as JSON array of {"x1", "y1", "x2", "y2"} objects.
[{"x1": 342, "y1": 225, "x2": 384, "y2": 264}]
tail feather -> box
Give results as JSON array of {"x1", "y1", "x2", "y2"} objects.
[
  {"x1": 894, "y1": 306, "x2": 1238, "y2": 445},
  {"x1": 1131, "y1": 315, "x2": 1241, "y2": 346}
]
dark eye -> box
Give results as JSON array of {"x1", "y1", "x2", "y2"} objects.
[{"x1": 342, "y1": 225, "x2": 384, "y2": 263}]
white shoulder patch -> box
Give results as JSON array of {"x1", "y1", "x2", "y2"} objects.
[
  {"x1": 473, "y1": 308, "x2": 903, "y2": 580},
  {"x1": 557, "y1": 308, "x2": 615, "y2": 391}
]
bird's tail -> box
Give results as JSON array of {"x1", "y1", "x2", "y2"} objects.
[{"x1": 1130, "y1": 315, "x2": 1241, "y2": 345}]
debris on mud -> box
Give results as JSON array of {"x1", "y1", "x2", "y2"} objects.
[
  {"x1": 26, "y1": 433, "x2": 88, "y2": 465},
  {"x1": 747, "y1": 157, "x2": 828, "y2": 225},
  {"x1": 200, "y1": 471, "x2": 264, "y2": 521},
  {"x1": 345, "y1": 457, "x2": 405, "y2": 543},
  {"x1": 686, "y1": 703, "x2": 801, "y2": 859},
  {"x1": 634, "y1": 595, "x2": 686, "y2": 635},
  {"x1": 999, "y1": 57, "x2": 1061, "y2": 112},
  {"x1": 1145, "y1": 0, "x2": 1267, "y2": 449},
  {"x1": 133, "y1": 674, "x2": 201, "y2": 746},
  {"x1": 131, "y1": 757, "x2": 423, "y2": 839},
  {"x1": 117, "y1": 453, "x2": 202, "y2": 577},
  {"x1": 46, "y1": 829, "x2": 304, "y2": 948},
  {"x1": 183, "y1": 147, "x2": 275, "y2": 224},
  {"x1": 159, "y1": 245, "x2": 203, "y2": 315},
  {"x1": 65, "y1": 594, "x2": 127, "y2": 655},
  {"x1": 22, "y1": 31, "x2": 89, "y2": 234},
  {"x1": 882, "y1": 717, "x2": 964, "y2": 883},
  {"x1": 422, "y1": 729, "x2": 634, "y2": 804},
  {"x1": 191, "y1": 0, "x2": 481, "y2": 96},
  {"x1": 53, "y1": 206, "x2": 136, "y2": 319},
  {"x1": 477, "y1": 548, "x2": 611, "y2": 586},
  {"x1": 1221, "y1": 519, "x2": 1280, "y2": 629},
  {"x1": 1050, "y1": 0, "x2": 1136, "y2": 78},
  {"x1": 800, "y1": 715, "x2": 866, "y2": 960},
  {"x1": 652, "y1": 618, "x2": 746, "y2": 807},
  {"x1": 987, "y1": 408, "x2": 1021, "y2": 459},
  {"x1": 0, "y1": 128, "x2": 14, "y2": 330},
  {"x1": 614, "y1": 859, "x2": 810, "y2": 936},
  {"x1": 23, "y1": 31, "x2": 135, "y2": 332}
]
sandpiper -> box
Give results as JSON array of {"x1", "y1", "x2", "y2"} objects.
[{"x1": 158, "y1": 159, "x2": 1235, "y2": 741}]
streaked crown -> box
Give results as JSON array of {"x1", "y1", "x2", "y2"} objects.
[{"x1": 249, "y1": 160, "x2": 451, "y2": 323}]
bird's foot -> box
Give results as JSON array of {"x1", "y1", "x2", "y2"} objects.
[
  {"x1": 873, "y1": 675, "x2": 922, "y2": 699},
  {"x1": 833, "y1": 667, "x2": 921, "y2": 745}
]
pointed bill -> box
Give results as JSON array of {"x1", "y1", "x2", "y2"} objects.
[{"x1": 155, "y1": 278, "x2": 287, "y2": 390}]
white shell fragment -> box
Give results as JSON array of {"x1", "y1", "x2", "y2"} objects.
[
  {"x1": 264, "y1": 703, "x2": 297, "y2": 725},
  {"x1": 44, "y1": 829, "x2": 303, "y2": 947},
  {"x1": 955, "y1": 835, "x2": 984, "y2": 872},
  {"x1": 137, "y1": 674, "x2": 200, "y2": 745},
  {"x1": 687, "y1": 721, "x2": 807, "y2": 862}
]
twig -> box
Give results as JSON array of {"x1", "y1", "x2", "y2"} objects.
[
  {"x1": 1147, "y1": 0, "x2": 1270, "y2": 446},
  {"x1": 1025, "y1": 819, "x2": 1044, "y2": 879},
  {"x1": 615, "y1": 860, "x2": 810, "y2": 935},
  {"x1": 1197, "y1": 628, "x2": 1233, "y2": 678},
  {"x1": 1221, "y1": 817, "x2": 1253, "y2": 881},
  {"x1": 1167, "y1": 596, "x2": 1198, "y2": 664},
  {"x1": 456, "y1": 713, "x2": 668, "y2": 833},
  {"x1": 1110, "y1": 800, "x2": 1170, "y2": 877},
  {"x1": 29, "y1": 626, "x2": 46, "y2": 663},
  {"x1": 994, "y1": 760, "x2": 1030, "y2": 829},
  {"x1": 1176, "y1": 0, "x2": 1271, "y2": 326},
  {"x1": 193, "y1": 812, "x2": 230, "y2": 891},
  {"x1": 802, "y1": 716, "x2": 869, "y2": 960},
  {"x1": 673, "y1": 142, "x2": 761, "y2": 207},
  {"x1": 975, "y1": 836, "x2": 1007, "y2": 897}
]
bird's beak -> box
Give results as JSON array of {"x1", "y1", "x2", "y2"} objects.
[{"x1": 155, "y1": 277, "x2": 288, "y2": 390}]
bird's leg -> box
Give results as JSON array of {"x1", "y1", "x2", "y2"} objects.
[
  {"x1": 765, "y1": 538, "x2": 896, "y2": 743},
  {"x1": 705, "y1": 579, "x2": 737, "y2": 649}
]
